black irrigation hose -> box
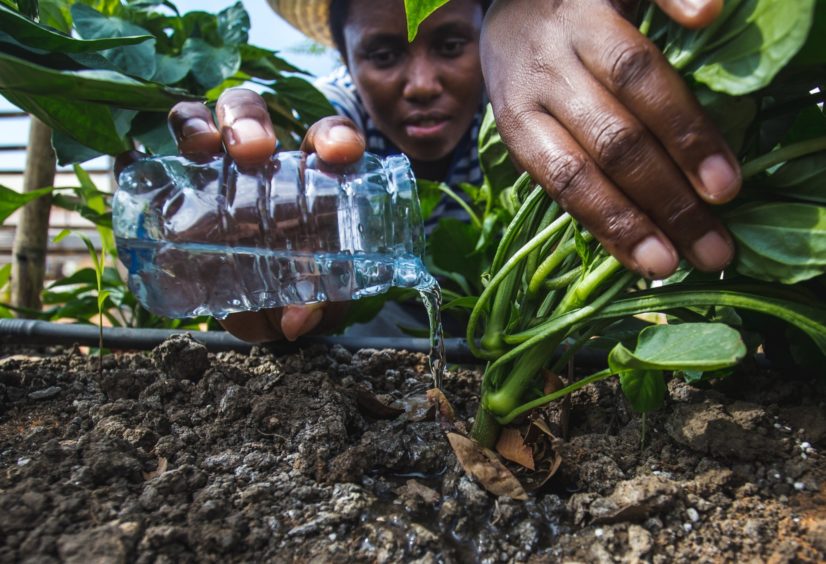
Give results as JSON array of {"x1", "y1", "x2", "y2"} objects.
[{"x1": 0, "y1": 318, "x2": 615, "y2": 367}]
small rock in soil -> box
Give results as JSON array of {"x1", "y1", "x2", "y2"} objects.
[{"x1": 152, "y1": 334, "x2": 209, "y2": 381}]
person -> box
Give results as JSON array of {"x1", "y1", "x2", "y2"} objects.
[{"x1": 165, "y1": 0, "x2": 739, "y2": 343}]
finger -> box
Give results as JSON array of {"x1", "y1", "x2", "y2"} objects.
[
  {"x1": 114, "y1": 149, "x2": 147, "y2": 179},
  {"x1": 215, "y1": 88, "x2": 277, "y2": 167},
  {"x1": 281, "y1": 303, "x2": 326, "y2": 342},
  {"x1": 218, "y1": 310, "x2": 284, "y2": 343},
  {"x1": 577, "y1": 10, "x2": 741, "y2": 205},
  {"x1": 539, "y1": 58, "x2": 734, "y2": 271},
  {"x1": 494, "y1": 103, "x2": 679, "y2": 278},
  {"x1": 300, "y1": 116, "x2": 366, "y2": 166},
  {"x1": 653, "y1": 0, "x2": 723, "y2": 29},
  {"x1": 168, "y1": 102, "x2": 222, "y2": 157}
]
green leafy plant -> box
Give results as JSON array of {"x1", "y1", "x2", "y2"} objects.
[
  {"x1": 0, "y1": 0, "x2": 334, "y2": 164},
  {"x1": 407, "y1": 0, "x2": 826, "y2": 449}
]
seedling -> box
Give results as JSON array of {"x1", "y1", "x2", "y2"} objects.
[{"x1": 53, "y1": 230, "x2": 109, "y2": 374}]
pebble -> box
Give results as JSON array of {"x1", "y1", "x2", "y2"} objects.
[
  {"x1": 683, "y1": 523, "x2": 693, "y2": 533},
  {"x1": 28, "y1": 386, "x2": 61, "y2": 400},
  {"x1": 686, "y1": 508, "x2": 700, "y2": 523},
  {"x1": 793, "y1": 482, "x2": 806, "y2": 491},
  {"x1": 594, "y1": 528, "x2": 604, "y2": 538}
]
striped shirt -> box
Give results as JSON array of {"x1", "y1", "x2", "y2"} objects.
[{"x1": 315, "y1": 66, "x2": 483, "y2": 223}]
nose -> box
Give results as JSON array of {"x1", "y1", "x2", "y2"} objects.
[{"x1": 402, "y1": 55, "x2": 443, "y2": 104}]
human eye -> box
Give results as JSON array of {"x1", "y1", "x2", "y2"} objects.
[
  {"x1": 438, "y1": 37, "x2": 468, "y2": 58},
  {"x1": 366, "y1": 47, "x2": 401, "y2": 68}
]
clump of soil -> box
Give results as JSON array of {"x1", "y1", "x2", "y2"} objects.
[{"x1": 1, "y1": 336, "x2": 824, "y2": 562}]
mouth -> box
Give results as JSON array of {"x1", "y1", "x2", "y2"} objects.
[{"x1": 403, "y1": 113, "x2": 451, "y2": 139}]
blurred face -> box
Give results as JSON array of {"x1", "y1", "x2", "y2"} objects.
[{"x1": 343, "y1": 0, "x2": 484, "y2": 169}]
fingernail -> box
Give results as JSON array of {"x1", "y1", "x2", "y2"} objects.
[
  {"x1": 181, "y1": 118, "x2": 213, "y2": 137},
  {"x1": 679, "y1": 0, "x2": 705, "y2": 16},
  {"x1": 691, "y1": 230, "x2": 733, "y2": 271},
  {"x1": 328, "y1": 124, "x2": 357, "y2": 143},
  {"x1": 699, "y1": 154, "x2": 739, "y2": 201},
  {"x1": 230, "y1": 118, "x2": 268, "y2": 145},
  {"x1": 632, "y1": 236, "x2": 678, "y2": 279}
]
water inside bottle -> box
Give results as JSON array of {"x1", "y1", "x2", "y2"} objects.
[{"x1": 118, "y1": 236, "x2": 446, "y2": 388}]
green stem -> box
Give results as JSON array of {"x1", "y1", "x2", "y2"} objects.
[
  {"x1": 741, "y1": 136, "x2": 826, "y2": 179},
  {"x1": 467, "y1": 212, "x2": 573, "y2": 359},
  {"x1": 437, "y1": 184, "x2": 481, "y2": 229},
  {"x1": 543, "y1": 267, "x2": 583, "y2": 291},
  {"x1": 527, "y1": 223, "x2": 581, "y2": 295},
  {"x1": 490, "y1": 181, "x2": 543, "y2": 273},
  {"x1": 638, "y1": 3, "x2": 655, "y2": 36},
  {"x1": 497, "y1": 368, "x2": 614, "y2": 424},
  {"x1": 505, "y1": 271, "x2": 637, "y2": 346},
  {"x1": 480, "y1": 265, "x2": 520, "y2": 355},
  {"x1": 552, "y1": 256, "x2": 623, "y2": 315},
  {"x1": 589, "y1": 285, "x2": 826, "y2": 352},
  {"x1": 550, "y1": 320, "x2": 612, "y2": 374},
  {"x1": 470, "y1": 403, "x2": 503, "y2": 449},
  {"x1": 484, "y1": 333, "x2": 564, "y2": 416}
]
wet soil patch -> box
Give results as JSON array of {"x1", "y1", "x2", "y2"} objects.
[{"x1": 1, "y1": 336, "x2": 824, "y2": 562}]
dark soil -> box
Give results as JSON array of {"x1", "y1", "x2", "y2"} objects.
[{"x1": 1, "y1": 335, "x2": 824, "y2": 563}]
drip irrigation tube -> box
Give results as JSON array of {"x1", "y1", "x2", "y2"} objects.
[{"x1": 0, "y1": 318, "x2": 615, "y2": 367}]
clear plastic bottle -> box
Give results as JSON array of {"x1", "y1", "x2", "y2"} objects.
[{"x1": 113, "y1": 151, "x2": 435, "y2": 319}]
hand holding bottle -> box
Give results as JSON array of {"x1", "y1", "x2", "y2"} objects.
[{"x1": 166, "y1": 88, "x2": 366, "y2": 343}]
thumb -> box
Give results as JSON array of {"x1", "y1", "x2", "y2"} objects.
[
  {"x1": 280, "y1": 303, "x2": 326, "y2": 342},
  {"x1": 653, "y1": 0, "x2": 723, "y2": 29}
]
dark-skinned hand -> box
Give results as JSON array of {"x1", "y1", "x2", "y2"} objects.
[
  {"x1": 481, "y1": 0, "x2": 740, "y2": 279},
  {"x1": 165, "y1": 88, "x2": 366, "y2": 343}
]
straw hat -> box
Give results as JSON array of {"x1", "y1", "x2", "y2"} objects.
[{"x1": 267, "y1": 0, "x2": 334, "y2": 48}]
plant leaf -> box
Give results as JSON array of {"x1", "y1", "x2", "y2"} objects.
[
  {"x1": 2, "y1": 89, "x2": 131, "y2": 156},
  {"x1": 725, "y1": 202, "x2": 826, "y2": 283},
  {"x1": 270, "y1": 75, "x2": 335, "y2": 127},
  {"x1": 694, "y1": 87, "x2": 757, "y2": 154},
  {"x1": 152, "y1": 53, "x2": 191, "y2": 84},
  {"x1": 239, "y1": 44, "x2": 304, "y2": 78},
  {"x1": 71, "y1": 4, "x2": 156, "y2": 80},
  {"x1": 217, "y1": 1, "x2": 249, "y2": 46},
  {"x1": 15, "y1": 0, "x2": 37, "y2": 20},
  {"x1": 608, "y1": 322, "x2": 746, "y2": 372},
  {"x1": 0, "y1": 51, "x2": 197, "y2": 109},
  {"x1": 428, "y1": 218, "x2": 483, "y2": 292},
  {"x1": 403, "y1": 0, "x2": 450, "y2": 41},
  {"x1": 0, "y1": 2, "x2": 152, "y2": 53},
  {"x1": 0, "y1": 184, "x2": 54, "y2": 224},
  {"x1": 759, "y1": 151, "x2": 826, "y2": 204},
  {"x1": 52, "y1": 228, "x2": 71, "y2": 244},
  {"x1": 619, "y1": 369, "x2": 666, "y2": 413},
  {"x1": 689, "y1": 0, "x2": 816, "y2": 95},
  {"x1": 182, "y1": 38, "x2": 240, "y2": 89},
  {"x1": 478, "y1": 104, "x2": 519, "y2": 192}
]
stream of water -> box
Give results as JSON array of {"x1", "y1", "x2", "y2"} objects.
[{"x1": 418, "y1": 280, "x2": 445, "y2": 390}]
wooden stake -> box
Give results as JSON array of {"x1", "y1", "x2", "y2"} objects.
[{"x1": 11, "y1": 116, "x2": 56, "y2": 316}]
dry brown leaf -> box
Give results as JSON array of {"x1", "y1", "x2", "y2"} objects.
[
  {"x1": 543, "y1": 369, "x2": 564, "y2": 395},
  {"x1": 447, "y1": 432, "x2": 528, "y2": 500},
  {"x1": 354, "y1": 387, "x2": 405, "y2": 419},
  {"x1": 143, "y1": 456, "x2": 167, "y2": 480},
  {"x1": 495, "y1": 427, "x2": 535, "y2": 470},
  {"x1": 426, "y1": 388, "x2": 455, "y2": 422}
]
